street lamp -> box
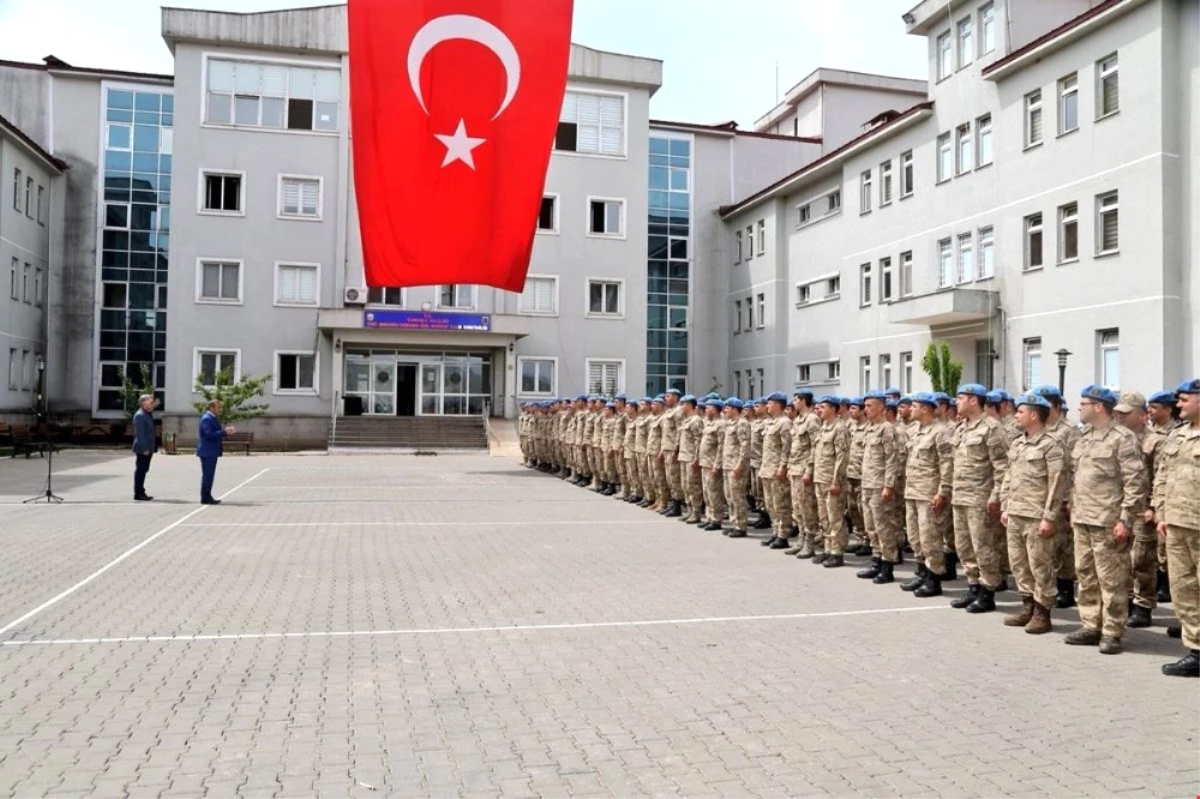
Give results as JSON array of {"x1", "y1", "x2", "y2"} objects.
[
  {"x1": 35, "y1": 354, "x2": 46, "y2": 417},
  {"x1": 1054, "y1": 348, "x2": 1072, "y2": 395}
]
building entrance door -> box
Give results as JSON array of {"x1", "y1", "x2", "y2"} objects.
[
  {"x1": 419, "y1": 363, "x2": 443, "y2": 416},
  {"x1": 369, "y1": 358, "x2": 396, "y2": 414},
  {"x1": 395, "y1": 364, "x2": 418, "y2": 416}
]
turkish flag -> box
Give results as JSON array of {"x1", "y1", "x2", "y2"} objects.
[{"x1": 349, "y1": 0, "x2": 574, "y2": 292}]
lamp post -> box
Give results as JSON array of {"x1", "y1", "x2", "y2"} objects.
[
  {"x1": 1054, "y1": 348, "x2": 1072, "y2": 395},
  {"x1": 35, "y1": 354, "x2": 46, "y2": 420}
]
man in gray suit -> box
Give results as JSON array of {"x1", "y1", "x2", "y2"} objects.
[{"x1": 132, "y1": 394, "x2": 156, "y2": 501}]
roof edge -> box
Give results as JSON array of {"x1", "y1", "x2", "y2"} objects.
[
  {"x1": 0, "y1": 57, "x2": 173, "y2": 83},
  {"x1": 650, "y1": 119, "x2": 821, "y2": 144},
  {"x1": 982, "y1": 0, "x2": 1141, "y2": 80},
  {"x1": 0, "y1": 113, "x2": 68, "y2": 172}
]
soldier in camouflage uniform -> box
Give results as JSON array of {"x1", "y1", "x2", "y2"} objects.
[
  {"x1": 1147, "y1": 390, "x2": 1182, "y2": 603},
  {"x1": 698, "y1": 399, "x2": 726, "y2": 531},
  {"x1": 678, "y1": 395, "x2": 705, "y2": 524},
  {"x1": 660, "y1": 389, "x2": 684, "y2": 517},
  {"x1": 857, "y1": 391, "x2": 902, "y2": 584},
  {"x1": 634, "y1": 398, "x2": 652, "y2": 505},
  {"x1": 646, "y1": 397, "x2": 667, "y2": 511},
  {"x1": 760, "y1": 393, "x2": 793, "y2": 549},
  {"x1": 902, "y1": 393, "x2": 954, "y2": 597},
  {"x1": 813, "y1": 396, "x2": 850, "y2": 567},
  {"x1": 1114, "y1": 391, "x2": 1168, "y2": 628},
  {"x1": 622, "y1": 402, "x2": 641, "y2": 502},
  {"x1": 949, "y1": 384, "x2": 1010, "y2": 614},
  {"x1": 999, "y1": 393, "x2": 1068, "y2": 634},
  {"x1": 1064, "y1": 385, "x2": 1146, "y2": 655},
  {"x1": 1154, "y1": 378, "x2": 1200, "y2": 677},
  {"x1": 1034, "y1": 384, "x2": 1081, "y2": 609},
  {"x1": 988, "y1": 390, "x2": 1021, "y2": 584},
  {"x1": 751, "y1": 398, "x2": 771, "y2": 529},
  {"x1": 846, "y1": 397, "x2": 870, "y2": 555},
  {"x1": 722, "y1": 398, "x2": 752, "y2": 537},
  {"x1": 785, "y1": 391, "x2": 822, "y2": 558}
]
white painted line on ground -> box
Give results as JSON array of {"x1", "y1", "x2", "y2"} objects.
[
  {"x1": 0, "y1": 468, "x2": 271, "y2": 638},
  {"x1": 177, "y1": 520, "x2": 668, "y2": 527},
  {"x1": 0, "y1": 605, "x2": 951, "y2": 646}
]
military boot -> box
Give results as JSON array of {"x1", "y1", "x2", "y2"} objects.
[
  {"x1": 1168, "y1": 625, "x2": 1182, "y2": 639},
  {"x1": 942, "y1": 550, "x2": 960, "y2": 581},
  {"x1": 1055, "y1": 578, "x2": 1076, "y2": 609},
  {"x1": 901, "y1": 564, "x2": 928, "y2": 592},
  {"x1": 726, "y1": 529, "x2": 748, "y2": 539},
  {"x1": 812, "y1": 551, "x2": 828, "y2": 565},
  {"x1": 966, "y1": 587, "x2": 996, "y2": 613},
  {"x1": 913, "y1": 573, "x2": 942, "y2": 598},
  {"x1": 1098, "y1": 637, "x2": 1123, "y2": 655},
  {"x1": 1064, "y1": 627, "x2": 1102, "y2": 646},
  {"x1": 1128, "y1": 604, "x2": 1153, "y2": 628},
  {"x1": 1157, "y1": 571, "x2": 1172, "y2": 603},
  {"x1": 872, "y1": 560, "x2": 895, "y2": 585},
  {"x1": 1025, "y1": 602, "x2": 1052, "y2": 634},
  {"x1": 857, "y1": 558, "x2": 882, "y2": 580},
  {"x1": 664, "y1": 500, "x2": 682, "y2": 518},
  {"x1": 822, "y1": 554, "x2": 845, "y2": 568},
  {"x1": 752, "y1": 512, "x2": 772, "y2": 530},
  {"x1": 1004, "y1": 596, "x2": 1034, "y2": 627},
  {"x1": 1162, "y1": 650, "x2": 1200, "y2": 677},
  {"x1": 796, "y1": 535, "x2": 815, "y2": 559},
  {"x1": 768, "y1": 536, "x2": 792, "y2": 550},
  {"x1": 951, "y1": 584, "x2": 980, "y2": 609},
  {"x1": 994, "y1": 576, "x2": 1010, "y2": 593}
]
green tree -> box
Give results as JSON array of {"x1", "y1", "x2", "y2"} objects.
[
  {"x1": 192, "y1": 368, "x2": 271, "y2": 423},
  {"x1": 921, "y1": 341, "x2": 963, "y2": 394},
  {"x1": 706, "y1": 376, "x2": 723, "y2": 395},
  {"x1": 118, "y1": 364, "x2": 157, "y2": 418}
]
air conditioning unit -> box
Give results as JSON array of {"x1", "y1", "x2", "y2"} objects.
[{"x1": 343, "y1": 286, "x2": 368, "y2": 306}]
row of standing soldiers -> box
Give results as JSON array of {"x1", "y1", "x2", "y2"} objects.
[{"x1": 518, "y1": 378, "x2": 1200, "y2": 677}]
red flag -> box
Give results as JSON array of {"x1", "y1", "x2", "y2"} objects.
[{"x1": 349, "y1": 0, "x2": 574, "y2": 292}]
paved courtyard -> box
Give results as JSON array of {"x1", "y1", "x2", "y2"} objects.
[{"x1": 0, "y1": 449, "x2": 1196, "y2": 798}]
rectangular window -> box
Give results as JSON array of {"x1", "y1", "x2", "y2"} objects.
[
  {"x1": 957, "y1": 233, "x2": 975, "y2": 283},
  {"x1": 860, "y1": 170, "x2": 873, "y2": 213},
  {"x1": 1022, "y1": 338, "x2": 1042, "y2": 392},
  {"x1": 975, "y1": 339, "x2": 996, "y2": 386},
  {"x1": 1059, "y1": 73, "x2": 1079, "y2": 134},
  {"x1": 734, "y1": 230, "x2": 743, "y2": 263},
  {"x1": 21, "y1": 350, "x2": 30, "y2": 390},
  {"x1": 439, "y1": 284, "x2": 475, "y2": 309},
  {"x1": 520, "y1": 275, "x2": 557, "y2": 315},
  {"x1": 1098, "y1": 329, "x2": 1119, "y2": 388},
  {"x1": 7, "y1": 348, "x2": 16, "y2": 390},
  {"x1": 588, "y1": 199, "x2": 624, "y2": 236},
  {"x1": 1097, "y1": 55, "x2": 1119, "y2": 117},
  {"x1": 746, "y1": 295, "x2": 755, "y2": 330},
  {"x1": 756, "y1": 293, "x2": 765, "y2": 328},
  {"x1": 587, "y1": 279, "x2": 621, "y2": 316},
  {"x1": 201, "y1": 171, "x2": 243, "y2": 214},
  {"x1": 797, "y1": 284, "x2": 811, "y2": 305},
  {"x1": 881, "y1": 354, "x2": 893, "y2": 391},
  {"x1": 938, "y1": 238, "x2": 953, "y2": 288},
  {"x1": 1025, "y1": 90, "x2": 1043, "y2": 147},
  {"x1": 956, "y1": 123, "x2": 973, "y2": 174},
  {"x1": 33, "y1": 267, "x2": 42, "y2": 306},
  {"x1": 900, "y1": 151, "x2": 914, "y2": 197},
  {"x1": 22, "y1": 263, "x2": 30, "y2": 303},
  {"x1": 519, "y1": 358, "x2": 556, "y2": 396},
  {"x1": 196, "y1": 349, "x2": 239, "y2": 388},
  {"x1": 828, "y1": 190, "x2": 841, "y2": 213},
  {"x1": 901, "y1": 352, "x2": 914, "y2": 393},
  {"x1": 1096, "y1": 191, "x2": 1119, "y2": 254},
  {"x1": 937, "y1": 132, "x2": 952, "y2": 182},
  {"x1": 881, "y1": 257, "x2": 893, "y2": 301},
  {"x1": 36, "y1": 185, "x2": 44, "y2": 225},
  {"x1": 980, "y1": 2, "x2": 996, "y2": 55},
  {"x1": 899, "y1": 251, "x2": 913, "y2": 297},
  {"x1": 1059, "y1": 202, "x2": 1079, "y2": 262},
  {"x1": 797, "y1": 365, "x2": 812, "y2": 384},
  {"x1": 105, "y1": 202, "x2": 130, "y2": 229},
  {"x1": 859, "y1": 263, "x2": 872, "y2": 306},
  {"x1": 859, "y1": 356, "x2": 872, "y2": 393},
  {"x1": 24, "y1": 177, "x2": 32, "y2": 217},
  {"x1": 797, "y1": 204, "x2": 811, "y2": 225},
  {"x1": 976, "y1": 114, "x2": 992, "y2": 166},
  {"x1": 276, "y1": 263, "x2": 319, "y2": 306},
  {"x1": 537, "y1": 196, "x2": 557, "y2": 232},
  {"x1": 756, "y1": 220, "x2": 766, "y2": 253},
  {"x1": 276, "y1": 352, "x2": 317, "y2": 393},
  {"x1": 9, "y1": 257, "x2": 17, "y2": 299},
  {"x1": 557, "y1": 91, "x2": 625, "y2": 156},
  {"x1": 826, "y1": 276, "x2": 841, "y2": 297},
  {"x1": 586, "y1": 359, "x2": 623, "y2": 396},
  {"x1": 734, "y1": 371, "x2": 743, "y2": 397},
  {"x1": 1024, "y1": 213, "x2": 1044, "y2": 270},
  {"x1": 938, "y1": 31, "x2": 953, "y2": 80},
  {"x1": 11, "y1": 168, "x2": 19, "y2": 211},
  {"x1": 829, "y1": 361, "x2": 840, "y2": 381},
  {"x1": 957, "y1": 17, "x2": 973, "y2": 67},
  {"x1": 367, "y1": 286, "x2": 404, "y2": 306},
  {"x1": 879, "y1": 161, "x2": 893, "y2": 205},
  {"x1": 978, "y1": 226, "x2": 994, "y2": 278},
  {"x1": 733, "y1": 300, "x2": 742, "y2": 333},
  {"x1": 206, "y1": 59, "x2": 340, "y2": 132},
  {"x1": 746, "y1": 225, "x2": 755, "y2": 258},
  {"x1": 279, "y1": 176, "x2": 321, "y2": 218},
  {"x1": 198, "y1": 260, "x2": 241, "y2": 303}
]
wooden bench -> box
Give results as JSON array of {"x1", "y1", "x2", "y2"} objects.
[
  {"x1": 8, "y1": 424, "x2": 46, "y2": 459},
  {"x1": 225, "y1": 431, "x2": 255, "y2": 455}
]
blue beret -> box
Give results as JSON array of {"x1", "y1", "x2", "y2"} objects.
[
  {"x1": 948, "y1": 398, "x2": 958, "y2": 407},
  {"x1": 680, "y1": 394, "x2": 697, "y2": 405},
  {"x1": 897, "y1": 395, "x2": 913, "y2": 405},
  {"x1": 1176, "y1": 378, "x2": 1200, "y2": 395},
  {"x1": 885, "y1": 399, "x2": 899, "y2": 411},
  {"x1": 575, "y1": 394, "x2": 587, "y2": 402},
  {"x1": 708, "y1": 398, "x2": 725, "y2": 409},
  {"x1": 666, "y1": 388, "x2": 682, "y2": 396},
  {"x1": 849, "y1": 395, "x2": 865, "y2": 407},
  {"x1": 912, "y1": 392, "x2": 938, "y2": 408},
  {"x1": 885, "y1": 386, "x2": 902, "y2": 396},
  {"x1": 1032, "y1": 384, "x2": 1062, "y2": 399},
  {"x1": 640, "y1": 396, "x2": 652, "y2": 404},
  {"x1": 792, "y1": 389, "x2": 814, "y2": 400},
  {"x1": 704, "y1": 392, "x2": 720, "y2": 400},
  {"x1": 754, "y1": 397, "x2": 767, "y2": 406},
  {"x1": 766, "y1": 391, "x2": 789, "y2": 404},
  {"x1": 864, "y1": 390, "x2": 887, "y2": 400},
  {"x1": 697, "y1": 400, "x2": 707, "y2": 408},
  {"x1": 1148, "y1": 390, "x2": 1177, "y2": 406},
  {"x1": 956, "y1": 383, "x2": 988, "y2": 398},
  {"x1": 1016, "y1": 392, "x2": 1050, "y2": 409},
  {"x1": 933, "y1": 392, "x2": 951, "y2": 403},
  {"x1": 726, "y1": 398, "x2": 745, "y2": 410},
  {"x1": 651, "y1": 396, "x2": 665, "y2": 405},
  {"x1": 838, "y1": 396, "x2": 851, "y2": 406},
  {"x1": 614, "y1": 393, "x2": 627, "y2": 401},
  {"x1": 816, "y1": 395, "x2": 838, "y2": 406},
  {"x1": 604, "y1": 402, "x2": 615, "y2": 409},
  {"x1": 985, "y1": 390, "x2": 1006, "y2": 405},
  {"x1": 1081, "y1": 384, "x2": 1117, "y2": 405}
]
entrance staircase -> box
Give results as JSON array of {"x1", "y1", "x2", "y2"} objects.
[{"x1": 328, "y1": 416, "x2": 488, "y2": 450}]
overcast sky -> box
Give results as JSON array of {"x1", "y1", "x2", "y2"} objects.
[{"x1": 0, "y1": 0, "x2": 928, "y2": 127}]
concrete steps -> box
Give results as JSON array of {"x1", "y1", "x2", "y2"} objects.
[{"x1": 329, "y1": 416, "x2": 487, "y2": 450}]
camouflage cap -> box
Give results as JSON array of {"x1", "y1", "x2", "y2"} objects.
[{"x1": 1113, "y1": 391, "x2": 1146, "y2": 413}]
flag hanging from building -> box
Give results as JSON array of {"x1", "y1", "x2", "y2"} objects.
[{"x1": 348, "y1": 0, "x2": 574, "y2": 292}]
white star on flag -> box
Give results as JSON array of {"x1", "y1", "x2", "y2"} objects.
[{"x1": 434, "y1": 119, "x2": 486, "y2": 169}]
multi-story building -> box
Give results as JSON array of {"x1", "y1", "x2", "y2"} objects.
[{"x1": 721, "y1": 0, "x2": 1199, "y2": 400}]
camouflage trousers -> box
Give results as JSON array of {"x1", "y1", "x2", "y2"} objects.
[
  {"x1": 724, "y1": 469, "x2": 748, "y2": 531},
  {"x1": 863, "y1": 487, "x2": 900, "y2": 563},
  {"x1": 652, "y1": 455, "x2": 669, "y2": 505},
  {"x1": 906, "y1": 498, "x2": 949, "y2": 575},
  {"x1": 816, "y1": 483, "x2": 847, "y2": 555},
  {"x1": 1053, "y1": 515, "x2": 1076, "y2": 580},
  {"x1": 762, "y1": 475, "x2": 789, "y2": 539},
  {"x1": 1165, "y1": 525, "x2": 1200, "y2": 651},
  {"x1": 1074, "y1": 522, "x2": 1132, "y2": 639},
  {"x1": 847, "y1": 478, "x2": 867, "y2": 544},
  {"x1": 682, "y1": 462, "x2": 704, "y2": 520},
  {"x1": 637, "y1": 454, "x2": 653, "y2": 499},
  {"x1": 665, "y1": 456, "x2": 683, "y2": 501},
  {"x1": 1006, "y1": 515, "x2": 1057, "y2": 610},
  {"x1": 954, "y1": 503, "x2": 1002, "y2": 588},
  {"x1": 624, "y1": 455, "x2": 640, "y2": 496},
  {"x1": 991, "y1": 516, "x2": 1011, "y2": 575},
  {"x1": 749, "y1": 467, "x2": 763, "y2": 501},
  {"x1": 790, "y1": 474, "x2": 820, "y2": 535},
  {"x1": 1130, "y1": 522, "x2": 1159, "y2": 610},
  {"x1": 702, "y1": 467, "x2": 725, "y2": 524}
]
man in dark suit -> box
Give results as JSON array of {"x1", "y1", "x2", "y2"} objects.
[
  {"x1": 197, "y1": 400, "x2": 235, "y2": 505},
  {"x1": 132, "y1": 394, "x2": 157, "y2": 501}
]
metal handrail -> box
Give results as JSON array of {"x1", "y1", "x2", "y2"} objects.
[{"x1": 481, "y1": 398, "x2": 492, "y2": 442}]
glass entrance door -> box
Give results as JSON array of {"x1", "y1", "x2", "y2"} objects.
[
  {"x1": 419, "y1": 363, "x2": 442, "y2": 415},
  {"x1": 369, "y1": 358, "x2": 396, "y2": 414}
]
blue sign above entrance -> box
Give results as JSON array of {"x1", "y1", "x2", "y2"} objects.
[{"x1": 363, "y1": 310, "x2": 492, "y2": 332}]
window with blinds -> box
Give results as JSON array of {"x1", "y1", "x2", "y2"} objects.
[
  {"x1": 281, "y1": 177, "x2": 320, "y2": 218},
  {"x1": 276, "y1": 264, "x2": 318, "y2": 306},
  {"x1": 586, "y1": 360, "x2": 622, "y2": 396},
  {"x1": 555, "y1": 91, "x2": 624, "y2": 155},
  {"x1": 519, "y1": 276, "x2": 557, "y2": 314},
  {"x1": 1096, "y1": 191, "x2": 1119, "y2": 254},
  {"x1": 199, "y1": 261, "x2": 240, "y2": 302},
  {"x1": 1097, "y1": 55, "x2": 1119, "y2": 117},
  {"x1": 206, "y1": 58, "x2": 340, "y2": 132},
  {"x1": 1024, "y1": 89, "x2": 1042, "y2": 147}
]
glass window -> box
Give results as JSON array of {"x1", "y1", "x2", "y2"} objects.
[
  {"x1": 1098, "y1": 55, "x2": 1119, "y2": 117},
  {"x1": 206, "y1": 58, "x2": 341, "y2": 132},
  {"x1": 978, "y1": 227, "x2": 994, "y2": 278},
  {"x1": 1059, "y1": 203, "x2": 1078, "y2": 262},
  {"x1": 1024, "y1": 213, "x2": 1043, "y2": 270},
  {"x1": 280, "y1": 177, "x2": 320, "y2": 217},
  {"x1": 957, "y1": 233, "x2": 974, "y2": 283},
  {"x1": 588, "y1": 280, "x2": 621, "y2": 315},
  {"x1": 937, "y1": 133, "x2": 952, "y2": 182},
  {"x1": 519, "y1": 358, "x2": 555, "y2": 396},
  {"x1": 937, "y1": 31, "x2": 953, "y2": 80},
  {"x1": 197, "y1": 350, "x2": 238, "y2": 387},
  {"x1": 537, "y1": 196, "x2": 557, "y2": 232},
  {"x1": 976, "y1": 114, "x2": 993, "y2": 166},
  {"x1": 957, "y1": 17, "x2": 973, "y2": 67},
  {"x1": 938, "y1": 239, "x2": 953, "y2": 288},
  {"x1": 202, "y1": 172, "x2": 242, "y2": 213},
  {"x1": 1025, "y1": 89, "x2": 1043, "y2": 147},
  {"x1": 520, "y1": 276, "x2": 557, "y2": 314},
  {"x1": 860, "y1": 263, "x2": 872, "y2": 306},
  {"x1": 276, "y1": 264, "x2": 318, "y2": 305},
  {"x1": 860, "y1": 170, "x2": 872, "y2": 213},
  {"x1": 589, "y1": 199, "x2": 624, "y2": 236},
  {"x1": 1096, "y1": 191, "x2": 1119, "y2": 253},
  {"x1": 956, "y1": 123, "x2": 973, "y2": 174},
  {"x1": 199, "y1": 261, "x2": 240, "y2": 302},
  {"x1": 879, "y1": 161, "x2": 892, "y2": 205},
  {"x1": 900, "y1": 251, "x2": 913, "y2": 296},
  {"x1": 1059, "y1": 73, "x2": 1079, "y2": 134},
  {"x1": 556, "y1": 91, "x2": 624, "y2": 155},
  {"x1": 1099, "y1": 329, "x2": 1119, "y2": 389},
  {"x1": 900, "y1": 151, "x2": 914, "y2": 196},
  {"x1": 1023, "y1": 338, "x2": 1042, "y2": 392},
  {"x1": 277, "y1": 352, "x2": 316, "y2": 392},
  {"x1": 881, "y1": 257, "x2": 893, "y2": 301},
  {"x1": 979, "y1": 3, "x2": 996, "y2": 55}
]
